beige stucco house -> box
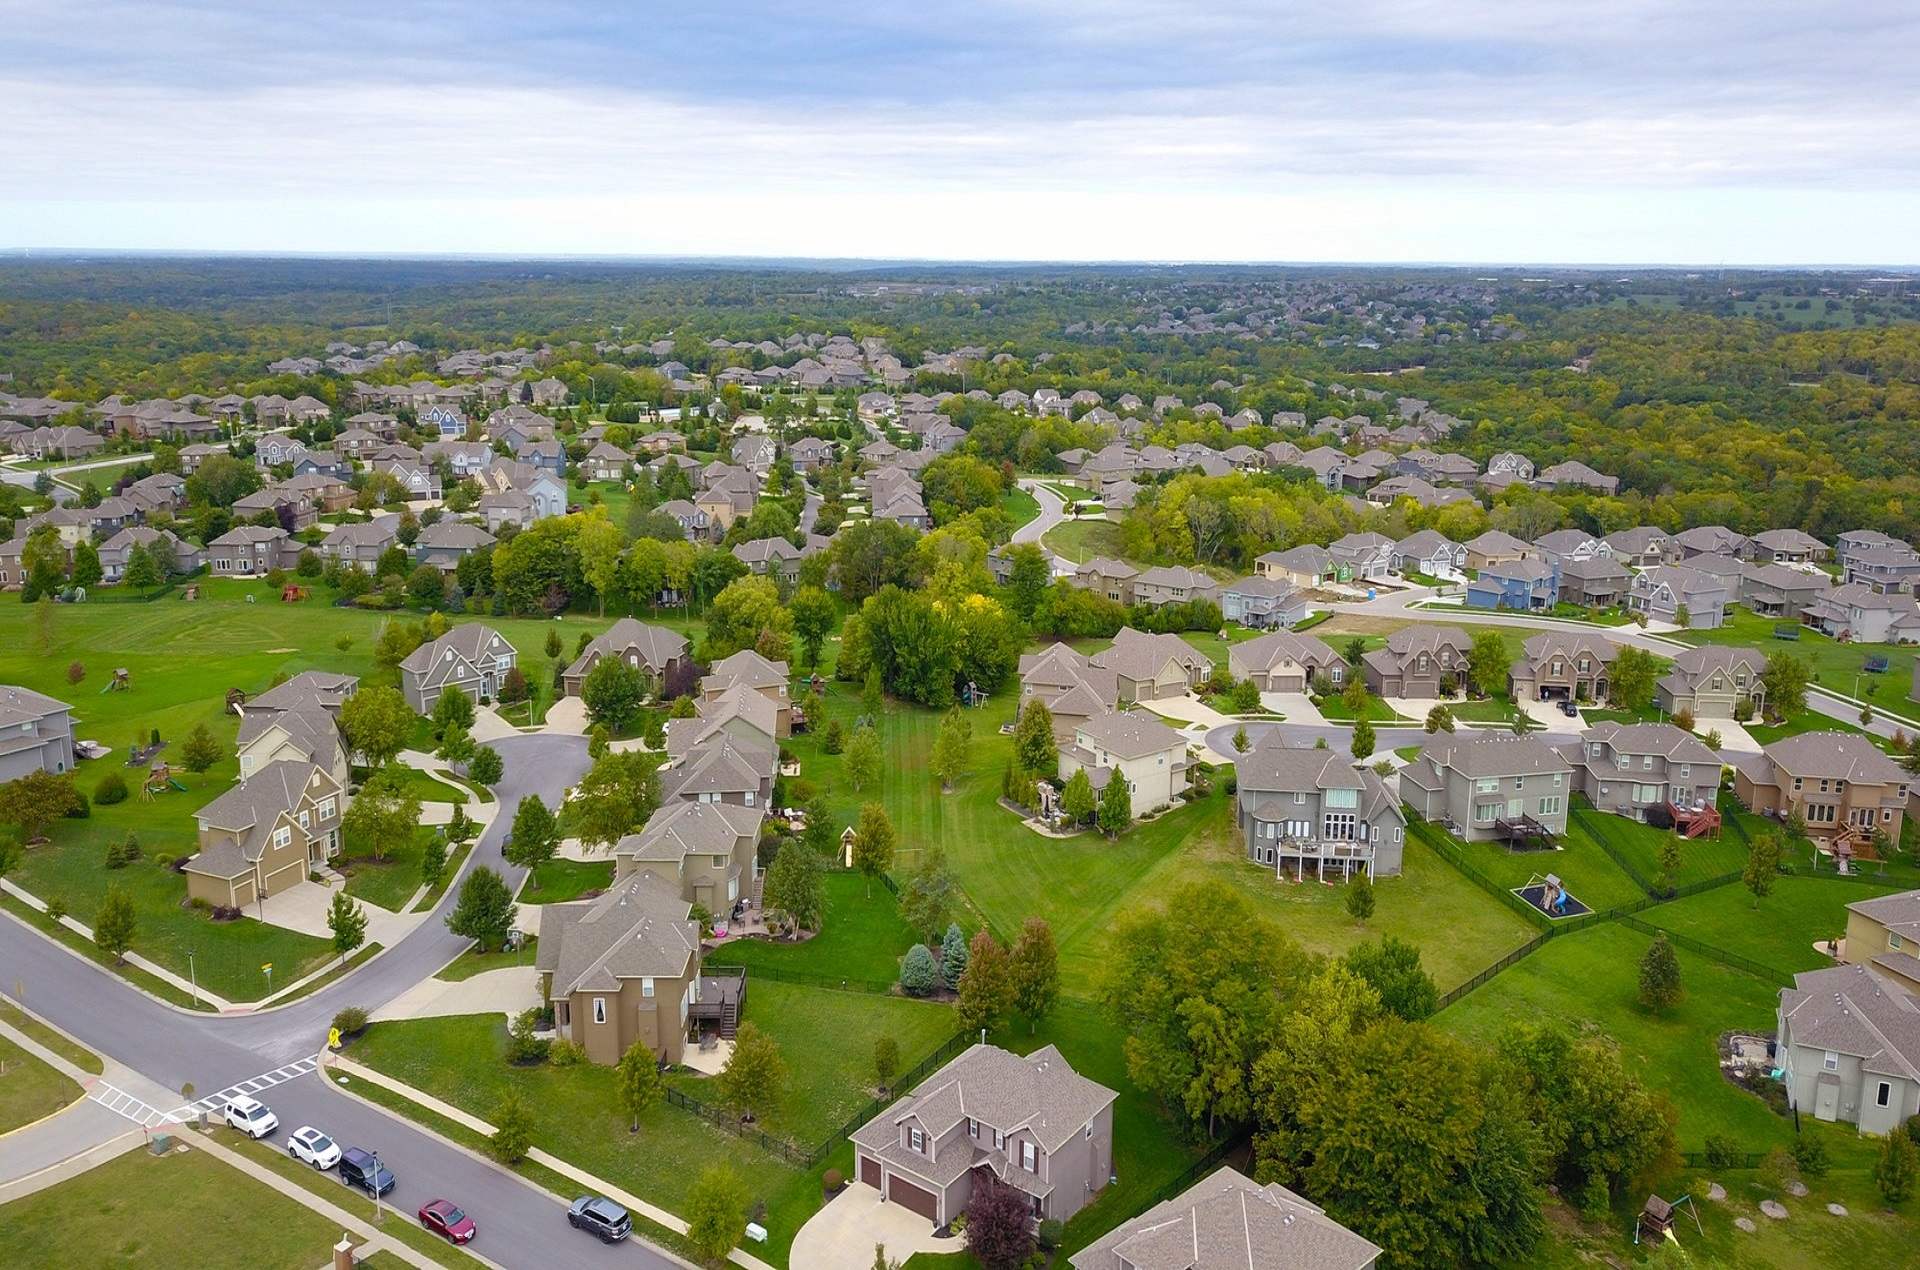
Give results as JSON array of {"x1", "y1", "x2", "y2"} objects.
[
  {"x1": 536, "y1": 874, "x2": 709, "y2": 1067},
  {"x1": 1058, "y1": 710, "x2": 1189, "y2": 813},
  {"x1": 183, "y1": 761, "x2": 343, "y2": 908}
]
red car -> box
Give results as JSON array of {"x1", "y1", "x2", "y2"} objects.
[{"x1": 418, "y1": 1199, "x2": 477, "y2": 1245}]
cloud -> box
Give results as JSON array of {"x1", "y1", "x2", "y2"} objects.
[{"x1": 2, "y1": 2, "x2": 1916, "y2": 260}]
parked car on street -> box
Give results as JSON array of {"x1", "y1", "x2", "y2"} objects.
[
  {"x1": 286, "y1": 1125, "x2": 341, "y2": 1169},
  {"x1": 418, "y1": 1199, "x2": 477, "y2": 1245},
  {"x1": 338, "y1": 1146, "x2": 396, "y2": 1197},
  {"x1": 223, "y1": 1095, "x2": 279, "y2": 1139},
  {"x1": 567, "y1": 1195, "x2": 632, "y2": 1243}
]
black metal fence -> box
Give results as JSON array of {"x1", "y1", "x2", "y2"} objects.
[
  {"x1": 1135, "y1": 1134, "x2": 1244, "y2": 1210},
  {"x1": 696, "y1": 957, "x2": 898, "y2": 996},
  {"x1": 1615, "y1": 915, "x2": 1794, "y2": 988},
  {"x1": 662, "y1": 1028, "x2": 976, "y2": 1170}
]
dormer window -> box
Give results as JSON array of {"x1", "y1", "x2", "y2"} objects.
[{"x1": 909, "y1": 1127, "x2": 925, "y2": 1153}]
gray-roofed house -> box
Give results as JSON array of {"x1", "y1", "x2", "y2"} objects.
[
  {"x1": 1399, "y1": 735, "x2": 1574, "y2": 841},
  {"x1": 1801, "y1": 583, "x2": 1920, "y2": 644},
  {"x1": 851, "y1": 1043, "x2": 1117, "y2": 1228},
  {"x1": 1747, "y1": 528, "x2": 1829, "y2": 565},
  {"x1": 1736, "y1": 561, "x2": 1831, "y2": 621},
  {"x1": 613, "y1": 801, "x2": 764, "y2": 916},
  {"x1": 1465, "y1": 557, "x2": 1558, "y2": 611},
  {"x1": 1657, "y1": 645, "x2": 1767, "y2": 719},
  {"x1": 1734, "y1": 732, "x2": 1908, "y2": 853},
  {"x1": 732, "y1": 535, "x2": 803, "y2": 584},
  {"x1": 320, "y1": 515, "x2": 401, "y2": 573},
  {"x1": 413, "y1": 520, "x2": 496, "y2": 572},
  {"x1": 208, "y1": 525, "x2": 297, "y2": 577},
  {"x1": 1360, "y1": 626, "x2": 1470, "y2": 699},
  {"x1": 399, "y1": 624, "x2": 518, "y2": 714},
  {"x1": 580, "y1": 441, "x2": 632, "y2": 483},
  {"x1": 1557, "y1": 554, "x2": 1632, "y2": 609},
  {"x1": 1058, "y1": 710, "x2": 1190, "y2": 812},
  {"x1": 1628, "y1": 563, "x2": 1733, "y2": 629},
  {"x1": 235, "y1": 672, "x2": 356, "y2": 788},
  {"x1": 1087, "y1": 628, "x2": 1212, "y2": 703},
  {"x1": 1130, "y1": 566, "x2": 1219, "y2": 610},
  {"x1": 1328, "y1": 532, "x2": 1395, "y2": 582},
  {"x1": 184, "y1": 760, "x2": 344, "y2": 909},
  {"x1": 1563, "y1": 722, "x2": 1721, "y2": 822},
  {"x1": 1393, "y1": 529, "x2": 1466, "y2": 579},
  {"x1": 1776, "y1": 963, "x2": 1920, "y2": 1135},
  {"x1": 1236, "y1": 737, "x2": 1405, "y2": 881},
  {"x1": 1220, "y1": 575, "x2": 1310, "y2": 630},
  {"x1": 700, "y1": 650, "x2": 792, "y2": 736},
  {"x1": 1603, "y1": 526, "x2": 1677, "y2": 569},
  {"x1": 1073, "y1": 558, "x2": 1139, "y2": 605},
  {"x1": 1070, "y1": 1166, "x2": 1379, "y2": 1270},
  {"x1": 1535, "y1": 460, "x2": 1619, "y2": 495},
  {"x1": 1672, "y1": 525, "x2": 1750, "y2": 560},
  {"x1": 0, "y1": 686, "x2": 75, "y2": 781},
  {"x1": 537, "y1": 874, "x2": 707, "y2": 1067},
  {"x1": 1229, "y1": 628, "x2": 1346, "y2": 694},
  {"x1": 562, "y1": 618, "x2": 689, "y2": 697},
  {"x1": 1019, "y1": 644, "x2": 1121, "y2": 744},
  {"x1": 1507, "y1": 630, "x2": 1617, "y2": 703},
  {"x1": 1255, "y1": 545, "x2": 1334, "y2": 589}
]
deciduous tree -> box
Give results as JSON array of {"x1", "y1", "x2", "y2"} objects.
[
  {"x1": 1009, "y1": 917, "x2": 1059, "y2": 1032},
  {"x1": 0, "y1": 770, "x2": 82, "y2": 842},
  {"x1": 762, "y1": 840, "x2": 825, "y2": 934},
  {"x1": 340, "y1": 765, "x2": 422, "y2": 863},
  {"x1": 580, "y1": 655, "x2": 646, "y2": 732},
  {"x1": 1343, "y1": 935, "x2": 1437, "y2": 1021},
  {"x1": 94, "y1": 885, "x2": 137, "y2": 964},
  {"x1": 851, "y1": 802, "x2": 895, "y2": 896},
  {"x1": 446, "y1": 866, "x2": 516, "y2": 951},
  {"x1": 1012, "y1": 699, "x2": 1057, "y2": 776},
  {"x1": 685, "y1": 1165, "x2": 750, "y2": 1266},
  {"x1": 844, "y1": 725, "x2": 883, "y2": 792},
  {"x1": 616, "y1": 1039, "x2": 662, "y2": 1133},
  {"x1": 718, "y1": 1022, "x2": 787, "y2": 1124},
  {"x1": 930, "y1": 708, "x2": 972, "y2": 792},
  {"x1": 1639, "y1": 932, "x2": 1684, "y2": 1012},
  {"x1": 507, "y1": 794, "x2": 559, "y2": 868},
  {"x1": 958, "y1": 930, "x2": 1013, "y2": 1034},
  {"x1": 327, "y1": 891, "x2": 368, "y2": 966},
  {"x1": 339, "y1": 685, "x2": 413, "y2": 768},
  {"x1": 1097, "y1": 771, "x2": 1132, "y2": 838}
]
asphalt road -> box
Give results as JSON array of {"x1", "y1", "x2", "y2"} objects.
[{"x1": 0, "y1": 733, "x2": 686, "y2": 1269}]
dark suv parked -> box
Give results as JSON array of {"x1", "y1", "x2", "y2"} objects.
[
  {"x1": 567, "y1": 1195, "x2": 632, "y2": 1243},
  {"x1": 338, "y1": 1147, "x2": 396, "y2": 1197}
]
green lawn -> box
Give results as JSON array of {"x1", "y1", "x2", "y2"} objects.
[
  {"x1": 1645, "y1": 877, "x2": 1902, "y2": 979},
  {"x1": 339, "y1": 825, "x2": 437, "y2": 912},
  {"x1": 1437, "y1": 923, "x2": 1793, "y2": 1152},
  {"x1": 1176, "y1": 624, "x2": 1262, "y2": 669},
  {"x1": 668, "y1": 980, "x2": 958, "y2": 1144},
  {"x1": 1680, "y1": 609, "x2": 1917, "y2": 719},
  {"x1": 707, "y1": 870, "x2": 923, "y2": 987},
  {"x1": 0, "y1": 1030, "x2": 83, "y2": 1133},
  {"x1": 1040, "y1": 518, "x2": 1126, "y2": 564},
  {"x1": 1569, "y1": 802, "x2": 1749, "y2": 890},
  {"x1": 518, "y1": 858, "x2": 614, "y2": 904},
  {"x1": 0, "y1": 581, "x2": 699, "y2": 1000},
  {"x1": 1313, "y1": 694, "x2": 1414, "y2": 723},
  {"x1": 375, "y1": 765, "x2": 466, "y2": 803},
  {"x1": 1107, "y1": 797, "x2": 1539, "y2": 992},
  {"x1": 999, "y1": 485, "x2": 1040, "y2": 531},
  {"x1": 434, "y1": 939, "x2": 538, "y2": 982},
  {"x1": 0, "y1": 1144, "x2": 369, "y2": 1269},
  {"x1": 1430, "y1": 813, "x2": 1651, "y2": 914}
]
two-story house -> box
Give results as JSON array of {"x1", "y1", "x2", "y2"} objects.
[
  {"x1": 1089, "y1": 628, "x2": 1212, "y2": 703},
  {"x1": 1462, "y1": 529, "x2": 1534, "y2": 570},
  {"x1": 851, "y1": 1043, "x2": 1118, "y2": 1228},
  {"x1": 1236, "y1": 738, "x2": 1405, "y2": 880},
  {"x1": 1255, "y1": 545, "x2": 1334, "y2": 590},
  {"x1": 537, "y1": 873, "x2": 706, "y2": 1067},
  {"x1": 1776, "y1": 963, "x2": 1920, "y2": 1136},
  {"x1": 1219, "y1": 575, "x2": 1310, "y2": 630},
  {"x1": 398, "y1": 624, "x2": 519, "y2": 714},
  {"x1": 1556, "y1": 555, "x2": 1632, "y2": 609},
  {"x1": 0, "y1": 685, "x2": 75, "y2": 781},
  {"x1": 1734, "y1": 732, "x2": 1909, "y2": 853},
  {"x1": 700, "y1": 650, "x2": 792, "y2": 736},
  {"x1": 1058, "y1": 710, "x2": 1189, "y2": 813},
  {"x1": 183, "y1": 760, "x2": 344, "y2": 908},
  {"x1": 1657, "y1": 645, "x2": 1767, "y2": 719},
  {"x1": 1738, "y1": 561, "x2": 1832, "y2": 621},
  {"x1": 413, "y1": 520, "x2": 496, "y2": 573},
  {"x1": 1073, "y1": 557, "x2": 1139, "y2": 605},
  {"x1": 207, "y1": 525, "x2": 297, "y2": 577},
  {"x1": 1746, "y1": 528, "x2": 1829, "y2": 566},
  {"x1": 1604, "y1": 526, "x2": 1677, "y2": 569},
  {"x1": 1130, "y1": 566, "x2": 1219, "y2": 610},
  {"x1": 320, "y1": 516, "x2": 401, "y2": 573},
  {"x1": 1399, "y1": 735, "x2": 1574, "y2": 842},
  {"x1": 1843, "y1": 543, "x2": 1920, "y2": 594},
  {"x1": 613, "y1": 801, "x2": 764, "y2": 917},
  {"x1": 1560, "y1": 722, "x2": 1720, "y2": 822},
  {"x1": 1018, "y1": 645, "x2": 1122, "y2": 744},
  {"x1": 1506, "y1": 631, "x2": 1617, "y2": 703},
  {"x1": 1393, "y1": 529, "x2": 1466, "y2": 579},
  {"x1": 1466, "y1": 557, "x2": 1558, "y2": 611},
  {"x1": 1359, "y1": 626, "x2": 1471, "y2": 699},
  {"x1": 732, "y1": 536, "x2": 804, "y2": 585},
  {"x1": 1628, "y1": 563, "x2": 1732, "y2": 629},
  {"x1": 563, "y1": 618, "x2": 689, "y2": 698},
  {"x1": 1843, "y1": 890, "x2": 1920, "y2": 996},
  {"x1": 1328, "y1": 532, "x2": 1396, "y2": 583},
  {"x1": 235, "y1": 672, "x2": 355, "y2": 790},
  {"x1": 1801, "y1": 583, "x2": 1920, "y2": 644}
]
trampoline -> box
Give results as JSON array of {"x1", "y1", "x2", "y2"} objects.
[{"x1": 1515, "y1": 872, "x2": 1590, "y2": 919}]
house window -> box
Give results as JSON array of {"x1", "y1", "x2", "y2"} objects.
[
  {"x1": 909, "y1": 1127, "x2": 925, "y2": 1153},
  {"x1": 1475, "y1": 803, "x2": 1499, "y2": 824},
  {"x1": 1512, "y1": 777, "x2": 1524, "y2": 791},
  {"x1": 1823, "y1": 1051, "x2": 1838, "y2": 1072},
  {"x1": 642, "y1": 978, "x2": 655, "y2": 998},
  {"x1": 273, "y1": 826, "x2": 292, "y2": 849},
  {"x1": 1538, "y1": 796, "x2": 1562, "y2": 817},
  {"x1": 320, "y1": 798, "x2": 336, "y2": 819},
  {"x1": 1292, "y1": 792, "x2": 1305, "y2": 805},
  {"x1": 1893, "y1": 933, "x2": 1905, "y2": 951},
  {"x1": 968, "y1": 1117, "x2": 978, "y2": 1138},
  {"x1": 1878, "y1": 1082, "x2": 1893, "y2": 1108},
  {"x1": 744, "y1": 791, "x2": 756, "y2": 806},
  {"x1": 993, "y1": 1129, "x2": 1005, "y2": 1150},
  {"x1": 1021, "y1": 1141, "x2": 1037, "y2": 1171},
  {"x1": 593, "y1": 998, "x2": 607, "y2": 1025}
]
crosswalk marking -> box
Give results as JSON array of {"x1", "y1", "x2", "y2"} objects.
[
  {"x1": 87, "y1": 1082, "x2": 173, "y2": 1128},
  {"x1": 166, "y1": 1055, "x2": 320, "y2": 1122}
]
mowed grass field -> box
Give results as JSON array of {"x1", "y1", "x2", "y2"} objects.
[{"x1": 0, "y1": 578, "x2": 705, "y2": 1000}]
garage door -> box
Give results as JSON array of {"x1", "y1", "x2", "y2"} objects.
[
  {"x1": 860, "y1": 1155, "x2": 880, "y2": 1189},
  {"x1": 888, "y1": 1175, "x2": 939, "y2": 1221}
]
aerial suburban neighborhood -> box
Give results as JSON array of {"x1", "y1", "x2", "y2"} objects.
[{"x1": 3, "y1": 5, "x2": 1920, "y2": 1268}]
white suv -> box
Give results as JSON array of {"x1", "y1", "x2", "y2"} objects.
[
  {"x1": 286, "y1": 1124, "x2": 341, "y2": 1169},
  {"x1": 224, "y1": 1095, "x2": 280, "y2": 1140}
]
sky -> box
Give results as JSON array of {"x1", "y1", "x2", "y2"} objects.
[{"x1": 2, "y1": 1, "x2": 1916, "y2": 265}]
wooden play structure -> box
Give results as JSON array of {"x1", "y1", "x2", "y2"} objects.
[
  {"x1": 280, "y1": 584, "x2": 309, "y2": 602},
  {"x1": 1634, "y1": 1192, "x2": 1701, "y2": 1246},
  {"x1": 225, "y1": 687, "x2": 248, "y2": 715},
  {"x1": 100, "y1": 668, "x2": 131, "y2": 694},
  {"x1": 140, "y1": 762, "x2": 188, "y2": 800},
  {"x1": 182, "y1": 584, "x2": 200, "y2": 600}
]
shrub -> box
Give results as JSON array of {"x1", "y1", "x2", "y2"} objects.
[
  {"x1": 331, "y1": 1006, "x2": 370, "y2": 1039},
  {"x1": 822, "y1": 718, "x2": 846, "y2": 754},
  {"x1": 822, "y1": 1169, "x2": 844, "y2": 1196},
  {"x1": 187, "y1": 896, "x2": 211, "y2": 913},
  {"x1": 1037, "y1": 1219, "x2": 1065, "y2": 1251},
  {"x1": 507, "y1": 1007, "x2": 551, "y2": 1064},
  {"x1": 1672, "y1": 707, "x2": 1696, "y2": 733},
  {"x1": 1702, "y1": 1134, "x2": 1743, "y2": 1170},
  {"x1": 44, "y1": 897, "x2": 67, "y2": 923},
  {"x1": 548, "y1": 1038, "x2": 585, "y2": 1067},
  {"x1": 900, "y1": 944, "x2": 939, "y2": 996},
  {"x1": 1791, "y1": 1134, "x2": 1830, "y2": 1178},
  {"x1": 211, "y1": 905, "x2": 241, "y2": 921}
]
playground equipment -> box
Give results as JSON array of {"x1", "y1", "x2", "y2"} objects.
[
  {"x1": 1541, "y1": 873, "x2": 1570, "y2": 914},
  {"x1": 225, "y1": 687, "x2": 248, "y2": 715},
  {"x1": 101, "y1": 668, "x2": 131, "y2": 694},
  {"x1": 182, "y1": 584, "x2": 200, "y2": 601},
  {"x1": 141, "y1": 762, "x2": 188, "y2": 800},
  {"x1": 1634, "y1": 1193, "x2": 1701, "y2": 1246},
  {"x1": 280, "y1": 584, "x2": 309, "y2": 602},
  {"x1": 1516, "y1": 872, "x2": 1591, "y2": 919}
]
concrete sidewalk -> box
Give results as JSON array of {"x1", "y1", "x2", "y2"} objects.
[{"x1": 370, "y1": 966, "x2": 540, "y2": 1024}]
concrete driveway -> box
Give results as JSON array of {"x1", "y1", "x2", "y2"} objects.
[
  {"x1": 790, "y1": 1182, "x2": 963, "y2": 1270},
  {"x1": 370, "y1": 965, "x2": 540, "y2": 1023},
  {"x1": 543, "y1": 696, "x2": 590, "y2": 735}
]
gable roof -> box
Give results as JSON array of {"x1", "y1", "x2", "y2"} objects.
[
  {"x1": 537, "y1": 873, "x2": 700, "y2": 996},
  {"x1": 1780, "y1": 963, "x2": 1920, "y2": 1083},
  {"x1": 1070, "y1": 1166, "x2": 1381, "y2": 1270}
]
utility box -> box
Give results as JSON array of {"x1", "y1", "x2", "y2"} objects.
[
  {"x1": 745, "y1": 1222, "x2": 768, "y2": 1243},
  {"x1": 148, "y1": 1134, "x2": 174, "y2": 1155}
]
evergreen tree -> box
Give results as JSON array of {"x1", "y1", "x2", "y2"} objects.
[
  {"x1": 940, "y1": 922, "x2": 970, "y2": 988},
  {"x1": 1059, "y1": 768, "x2": 1095, "y2": 825},
  {"x1": 1345, "y1": 870, "x2": 1375, "y2": 924}
]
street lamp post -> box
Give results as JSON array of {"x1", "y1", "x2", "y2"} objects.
[
  {"x1": 372, "y1": 1150, "x2": 384, "y2": 1223},
  {"x1": 187, "y1": 950, "x2": 197, "y2": 1006}
]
